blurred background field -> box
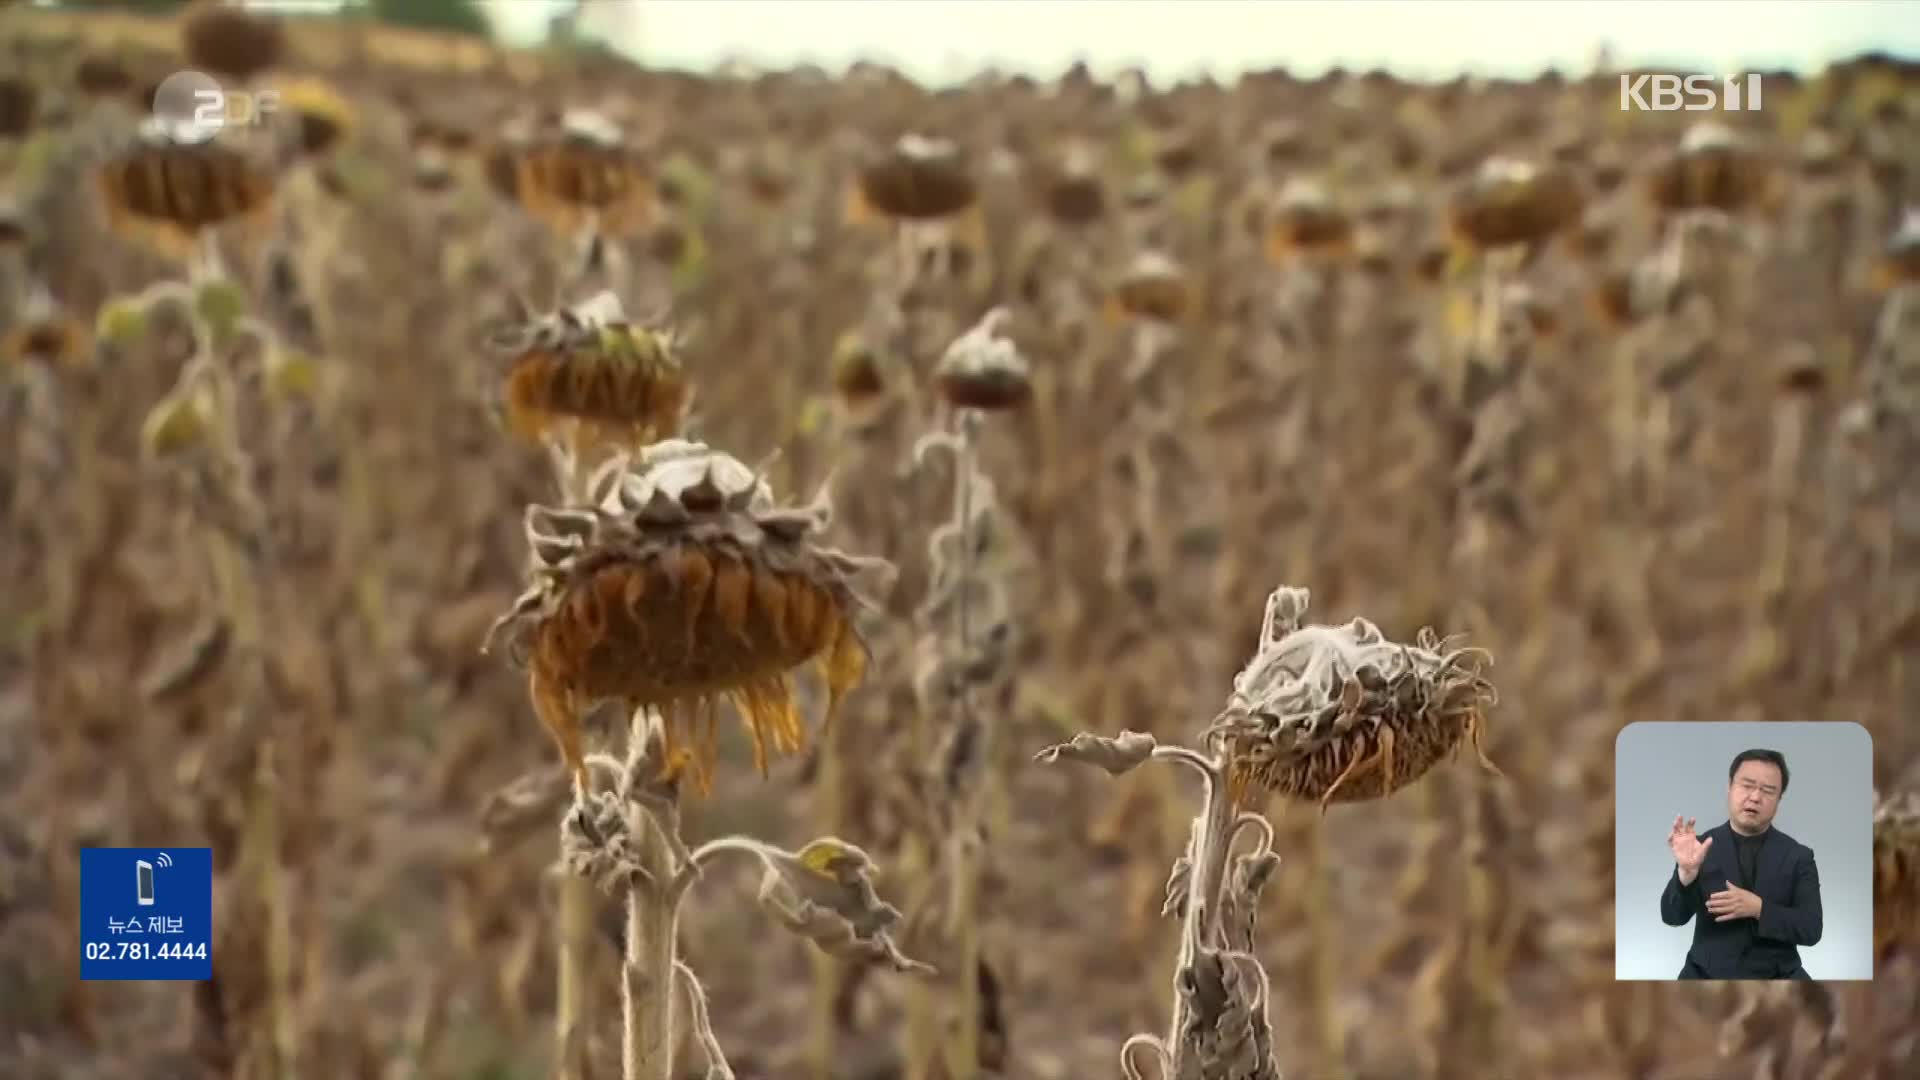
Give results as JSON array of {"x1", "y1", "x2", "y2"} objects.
[{"x1": 2, "y1": 2, "x2": 1918, "y2": 1078}]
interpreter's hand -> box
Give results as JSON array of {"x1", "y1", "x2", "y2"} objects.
[
  {"x1": 1706, "y1": 881, "x2": 1762, "y2": 922},
  {"x1": 1668, "y1": 815, "x2": 1712, "y2": 886}
]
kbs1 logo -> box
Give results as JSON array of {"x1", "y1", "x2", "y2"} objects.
[
  {"x1": 150, "y1": 69, "x2": 280, "y2": 144},
  {"x1": 1619, "y1": 73, "x2": 1764, "y2": 113}
]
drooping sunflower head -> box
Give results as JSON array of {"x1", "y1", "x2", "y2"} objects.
[
  {"x1": 933, "y1": 306, "x2": 1030, "y2": 412},
  {"x1": 503, "y1": 109, "x2": 651, "y2": 235},
  {"x1": 1108, "y1": 250, "x2": 1191, "y2": 323},
  {"x1": 1266, "y1": 177, "x2": 1354, "y2": 262},
  {"x1": 1448, "y1": 156, "x2": 1584, "y2": 253},
  {"x1": 181, "y1": 1, "x2": 286, "y2": 83},
  {"x1": 74, "y1": 55, "x2": 137, "y2": 99},
  {"x1": 1874, "y1": 787, "x2": 1920, "y2": 962},
  {"x1": 855, "y1": 133, "x2": 976, "y2": 221},
  {"x1": 830, "y1": 328, "x2": 889, "y2": 407},
  {"x1": 96, "y1": 121, "x2": 277, "y2": 260},
  {"x1": 1039, "y1": 142, "x2": 1106, "y2": 226},
  {"x1": 1209, "y1": 585, "x2": 1501, "y2": 811},
  {"x1": 1645, "y1": 122, "x2": 1772, "y2": 216},
  {"x1": 271, "y1": 77, "x2": 355, "y2": 161},
  {"x1": 488, "y1": 439, "x2": 892, "y2": 793},
  {"x1": 495, "y1": 290, "x2": 691, "y2": 452}
]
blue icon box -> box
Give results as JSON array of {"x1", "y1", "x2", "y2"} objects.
[{"x1": 80, "y1": 848, "x2": 213, "y2": 981}]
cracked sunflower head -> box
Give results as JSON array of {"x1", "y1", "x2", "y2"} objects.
[
  {"x1": 1209, "y1": 586, "x2": 1500, "y2": 810},
  {"x1": 487, "y1": 439, "x2": 891, "y2": 795},
  {"x1": 495, "y1": 290, "x2": 690, "y2": 452}
]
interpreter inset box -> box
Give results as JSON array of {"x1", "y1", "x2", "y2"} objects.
[{"x1": 1614, "y1": 722, "x2": 1873, "y2": 981}]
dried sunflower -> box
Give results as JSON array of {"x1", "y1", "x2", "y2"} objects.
[
  {"x1": 181, "y1": 1, "x2": 286, "y2": 83},
  {"x1": 96, "y1": 122, "x2": 277, "y2": 260},
  {"x1": 1109, "y1": 250, "x2": 1191, "y2": 323},
  {"x1": 271, "y1": 77, "x2": 354, "y2": 160},
  {"x1": 1448, "y1": 156, "x2": 1584, "y2": 252},
  {"x1": 503, "y1": 110, "x2": 651, "y2": 235},
  {"x1": 830, "y1": 329, "x2": 887, "y2": 406},
  {"x1": 1266, "y1": 177, "x2": 1354, "y2": 261},
  {"x1": 1039, "y1": 143, "x2": 1105, "y2": 226},
  {"x1": 496, "y1": 292, "x2": 690, "y2": 453},
  {"x1": 74, "y1": 56, "x2": 135, "y2": 98},
  {"x1": 485, "y1": 440, "x2": 889, "y2": 793},
  {"x1": 1645, "y1": 122, "x2": 1771, "y2": 215},
  {"x1": 855, "y1": 133, "x2": 976, "y2": 221},
  {"x1": 933, "y1": 306, "x2": 1030, "y2": 412},
  {"x1": 1209, "y1": 587, "x2": 1500, "y2": 811}
]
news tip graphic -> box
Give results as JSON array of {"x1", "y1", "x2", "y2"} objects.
[{"x1": 80, "y1": 848, "x2": 213, "y2": 981}]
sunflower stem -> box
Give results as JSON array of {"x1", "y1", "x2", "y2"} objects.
[
  {"x1": 1163, "y1": 743, "x2": 1234, "y2": 1078},
  {"x1": 623, "y1": 708, "x2": 682, "y2": 1080},
  {"x1": 551, "y1": 444, "x2": 597, "y2": 1080},
  {"x1": 944, "y1": 407, "x2": 985, "y2": 1080}
]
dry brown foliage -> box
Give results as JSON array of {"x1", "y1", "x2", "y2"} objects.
[{"x1": 2, "y1": 8, "x2": 1918, "y2": 1079}]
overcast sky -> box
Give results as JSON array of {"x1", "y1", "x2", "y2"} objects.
[{"x1": 481, "y1": 0, "x2": 1920, "y2": 84}]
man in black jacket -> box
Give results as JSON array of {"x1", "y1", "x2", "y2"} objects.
[{"x1": 1660, "y1": 748, "x2": 1824, "y2": 979}]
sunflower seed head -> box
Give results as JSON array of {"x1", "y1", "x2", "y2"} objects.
[{"x1": 1214, "y1": 583, "x2": 1495, "y2": 759}]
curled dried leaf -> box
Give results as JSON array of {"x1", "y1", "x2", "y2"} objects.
[
  {"x1": 753, "y1": 838, "x2": 933, "y2": 975},
  {"x1": 1034, "y1": 730, "x2": 1159, "y2": 775}
]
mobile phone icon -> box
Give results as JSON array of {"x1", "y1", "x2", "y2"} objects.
[{"x1": 136, "y1": 860, "x2": 155, "y2": 906}]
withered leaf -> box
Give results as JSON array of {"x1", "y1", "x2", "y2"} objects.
[{"x1": 1033, "y1": 730, "x2": 1158, "y2": 774}]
